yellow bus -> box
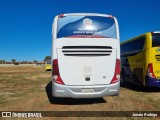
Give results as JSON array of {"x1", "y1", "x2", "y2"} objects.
[
  {"x1": 121, "y1": 32, "x2": 160, "y2": 88},
  {"x1": 45, "y1": 60, "x2": 51, "y2": 71}
]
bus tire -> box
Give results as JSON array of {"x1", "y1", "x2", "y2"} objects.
[{"x1": 120, "y1": 71, "x2": 126, "y2": 86}]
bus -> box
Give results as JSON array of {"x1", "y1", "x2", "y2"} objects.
[
  {"x1": 51, "y1": 13, "x2": 120, "y2": 98},
  {"x1": 121, "y1": 32, "x2": 160, "y2": 88},
  {"x1": 45, "y1": 60, "x2": 51, "y2": 71}
]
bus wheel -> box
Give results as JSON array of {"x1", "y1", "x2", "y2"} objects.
[{"x1": 120, "y1": 71, "x2": 126, "y2": 86}]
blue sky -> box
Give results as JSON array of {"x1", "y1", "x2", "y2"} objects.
[{"x1": 0, "y1": 0, "x2": 160, "y2": 61}]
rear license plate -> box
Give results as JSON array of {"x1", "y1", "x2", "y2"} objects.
[{"x1": 81, "y1": 88, "x2": 94, "y2": 93}]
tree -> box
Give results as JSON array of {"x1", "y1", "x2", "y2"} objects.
[
  {"x1": 0, "y1": 60, "x2": 5, "y2": 64},
  {"x1": 0, "y1": 60, "x2": 5, "y2": 62},
  {"x1": 12, "y1": 59, "x2": 16, "y2": 63},
  {"x1": 44, "y1": 56, "x2": 51, "y2": 62},
  {"x1": 33, "y1": 60, "x2": 37, "y2": 63}
]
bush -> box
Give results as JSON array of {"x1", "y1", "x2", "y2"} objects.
[{"x1": 14, "y1": 62, "x2": 19, "y2": 65}]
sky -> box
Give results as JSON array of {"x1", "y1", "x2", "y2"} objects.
[{"x1": 0, "y1": 0, "x2": 160, "y2": 62}]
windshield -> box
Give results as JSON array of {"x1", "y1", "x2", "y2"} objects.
[
  {"x1": 57, "y1": 15, "x2": 117, "y2": 39},
  {"x1": 152, "y1": 33, "x2": 160, "y2": 47}
]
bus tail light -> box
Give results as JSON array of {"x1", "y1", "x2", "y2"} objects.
[
  {"x1": 52, "y1": 59, "x2": 65, "y2": 85},
  {"x1": 108, "y1": 15, "x2": 114, "y2": 18},
  {"x1": 147, "y1": 63, "x2": 156, "y2": 78},
  {"x1": 58, "y1": 14, "x2": 64, "y2": 18},
  {"x1": 110, "y1": 59, "x2": 120, "y2": 84}
]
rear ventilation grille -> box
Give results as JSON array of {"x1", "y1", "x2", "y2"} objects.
[
  {"x1": 155, "y1": 55, "x2": 160, "y2": 61},
  {"x1": 62, "y1": 46, "x2": 112, "y2": 49},
  {"x1": 62, "y1": 46, "x2": 112, "y2": 56}
]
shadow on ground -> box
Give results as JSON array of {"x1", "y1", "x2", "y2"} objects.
[
  {"x1": 121, "y1": 83, "x2": 160, "y2": 92},
  {"x1": 45, "y1": 81, "x2": 106, "y2": 105}
]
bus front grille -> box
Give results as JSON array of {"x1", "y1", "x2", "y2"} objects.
[
  {"x1": 62, "y1": 46, "x2": 112, "y2": 56},
  {"x1": 155, "y1": 55, "x2": 160, "y2": 61}
]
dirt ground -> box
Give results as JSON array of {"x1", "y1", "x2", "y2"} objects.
[{"x1": 0, "y1": 65, "x2": 160, "y2": 120}]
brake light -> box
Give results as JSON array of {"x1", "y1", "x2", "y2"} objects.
[
  {"x1": 58, "y1": 14, "x2": 64, "y2": 18},
  {"x1": 147, "y1": 63, "x2": 156, "y2": 78},
  {"x1": 110, "y1": 59, "x2": 120, "y2": 84},
  {"x1": 52, "y1": 59, "x2": 64, "y2": 85},
  {"x1": 108, "y1": 15, "x2": 114, "y2": 18}
]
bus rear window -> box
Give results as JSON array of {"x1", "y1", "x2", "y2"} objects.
[
  {"x1": 152, "y1": 33, "x2": 160, "y2": 47},
  {"x1": 57, "y1": 15, "x2": 117, "y2": 39}
]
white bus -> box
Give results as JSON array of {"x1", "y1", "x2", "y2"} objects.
[{"x1": 51, "y1": 13, "x2": 120, "y2": 98}]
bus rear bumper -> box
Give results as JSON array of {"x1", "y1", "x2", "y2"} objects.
[
  {"x1": 146, "y1": 76, "x2": 160, "y2": 88},
  {"x1": 52, "y1": 80, "x2": 120, "y2": 98},
  {"x1": 45, "y1": 65, "x2": 51, "y2": 71}
]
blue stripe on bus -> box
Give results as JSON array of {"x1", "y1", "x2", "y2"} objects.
[{"x1": 145, "y1": 76, "x2": 160, "y2": 88}]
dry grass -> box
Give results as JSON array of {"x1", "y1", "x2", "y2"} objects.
[{"x1": 0, "y1": 66, "x2": 160, "y2": 120}]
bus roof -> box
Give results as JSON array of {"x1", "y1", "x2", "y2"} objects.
[{"x1": 121, "y1": 31, "x2": 160, "y2": 45}]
